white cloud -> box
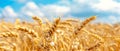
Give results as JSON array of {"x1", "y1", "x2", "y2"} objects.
[
  {"x1": 73, "y1": 0, "x2": 98, "y2": 4},
  {"x1": 21, "y1": 2, "x2": 44, "y2": 17},
  {"x1": 92, "y1": 0, "x2": 120, "y2": 11},
  {"x1": 0, "y1": 1, "x2": 71, "y2": 21},
  {"x1": 2, "y1": 6, "x2": 17, "y2": 18},
  {"x1": 41, "y1": 5, "x2": 70, "y2": 17},
  {"x1": 66, "y1": 0, "x2": 98, "y2": 14},
  {"x1": 21, "y1": 1, "x2": 70, "y2": 18}
]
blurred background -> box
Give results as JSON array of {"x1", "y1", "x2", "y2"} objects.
[{"x1": 0, "y1": 0, "x2": 120, "y2": 23}]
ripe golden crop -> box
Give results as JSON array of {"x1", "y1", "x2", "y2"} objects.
[{"x1": 0, "y1": 16, "x2": 120, "y2": 51}]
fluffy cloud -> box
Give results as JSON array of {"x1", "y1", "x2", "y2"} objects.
[
  {"x1": 2, "y1": 6, "x2": 17, "y2": 18},
  {"x1": 21, "y1": 1, "x2": 70, "y2": 18},
  {"x1": 92, "y1": 0, "x2": 120, "y2": 13},
  {"x1": 0, "y1": 6, "x2": 18, "y2": 22},
  {"x1": 21, "y1": 2, "x2": 44, "y2": 17},
  {"x1": 41, "y1": 5, "x2": 70, "y2": 17},
  {"x1": 0, "y1": 1, "x2": 70, "y2": 20},
  {"x1": 73, "y1": 0, "x2": 89, "y2": 4},
  {"x1": 73, "y1": 0, "x2": 98, "y2": 4}
]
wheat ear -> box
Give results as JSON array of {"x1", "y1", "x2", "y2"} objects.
[
  {"x1": 75, "y1": 16, "x2": 96, "y2": 35},
  {"x1": 16, "y1": 26, "x2": 38, "y2": 37},
  {"x1": 48, "y1": 17, "x2": 60, "y2": 36},
  {"x1": 86, "y1": 42, "x2": 102, "y2": 50},
  {"x1": 0, "y1": 32, "x2": 17, "y2": 37},
  {"x1": 32, "y1": 16, "x2": 42, "y2": 26}
]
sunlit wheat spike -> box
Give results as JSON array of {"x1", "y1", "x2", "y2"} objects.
[
  {"x1": 75, "y1": 16, "x2": 96, "y2": 35},
  {"x1": 32, "y1": 16, "x2": 42, "y2": 26},
  {"x1": 83, "y1": 29, "x2": 104, "y2": 42},
  {"x1": 16, "y1": 26, "x2": 38, "y2": 37},
  {"x1": 86, "y1": 42, "x2": 102, "y2": 50},
  {"x1": 48, "y1": 17, "x2": 60, "y2": 36},
  {"x1": 0, "y1": 32, "x2": 17, "y2": 37},
  {"x1": 54, "y1": 17, "x2": 60, "y2": 25},
  {"x1": 65, "y1": 18, "x2": 80, "y2": 23},
  {"x1": 59, "y1": 22, "x2": 72, "y2": 26}
]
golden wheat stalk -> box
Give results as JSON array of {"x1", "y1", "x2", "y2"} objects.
[
  {"x1": 15, "y1": 26, "x2": 38, "y2": 37},
  {"x1": 86, "y1": 41, "x2": 102, "y2": 50},
  {"x1": 48, "y1": 17, "x2": 60, "y2": 36},
  {"x1": 32, "y1": 16, "x2": 42, "y2": 26},
  {"x1": 0, "y1": 32, "x2": 17, "y2": 37},
  {"x1": 75, "y1": 16, "x2": 96, "y2": 35}
]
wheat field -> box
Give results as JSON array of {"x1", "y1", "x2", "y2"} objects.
[{"x1": 0, "y1": 16, "x2": 120, "y2": 51}]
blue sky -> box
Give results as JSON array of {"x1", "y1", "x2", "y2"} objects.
[{"x1": 0, "y1": 0, "x2": 120, "y2": 23}]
